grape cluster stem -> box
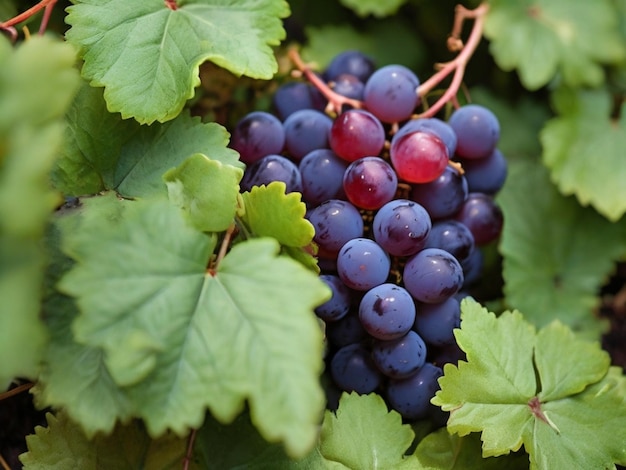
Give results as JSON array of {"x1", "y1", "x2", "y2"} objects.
[
  {"x1": 416, "y1": 2, "x2": 490, "y2": 118},
  {"x1": 0, "y1": 0, "x2": 57, "y2": 40},
  {"x1": 287, "y1": 2, "x2": 489, "y2": 122}
]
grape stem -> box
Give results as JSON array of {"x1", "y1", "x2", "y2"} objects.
[
  {"x1": 287, "y1": 48, "x2": 363, "y2": 116},
  {"x1": 0, "y1": 0, "x2": 57, "y2": 37},
  {"x1": 208, "y1": 222, "x2": 237, "y2": 276},
  {"x1": 164, "y1": 0, "x2": 178, "y2": 10},
  {"x1": 182, "y1": 429, "x2": 197, "y2": 470},
  {"x1": 415, "y1": 2, "x2": 490, "y2": 118},
  {"x1": 0, "y1": 382, "x2": 34, "y2": 401}
]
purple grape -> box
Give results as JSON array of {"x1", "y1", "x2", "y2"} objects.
[
  {"x1": 394, "y1": 118, "x2": 457, "y2": 157},
  {"x1": 330, "y1": 73, "x2": 365, "y2": 100},
  {"x1": 410, "y1": 166, "x2": 468, "y2": 219},
  {"x1": 453, "y1": 192, "x2": 503, "y2": 245},
  {"x1": 299, "y1": 149, "x2": 348, "y2": 206},
  {"x1": 460, "y1": 247, "x2": 484, "y2": 287},
  {"x1": 423, "y1": 219, "x2": 475, "y2": 262},
  {"x1": 315, "y1": 274, "x2": 353, "y2": 322},
  {"x1": 363, "y1": 65, "x2": 420, "y2": 123},
  {"x1": 403, "y1": 248, "x2": 464, "y2": 304},
  {"x1": 413, "y1": 297, "x2": 461, "y2": 346},
  {"x1": 358, "y1": 283, "x2": 416, "y2": 340},
  {"x1": 283, "y1": 109, "x2": 333, "y2": 161},
  {"x1": 458, "y1": 148, "x2": 508, "y2": 194},
  {"x1": 386, "y1": 363, "x2": 443, "y2": 420},
  {"x1": 343, "y1": 157, "x2": 398, "y2": 210},
  {"x1": 372, "y1": 199, "x2": 431, "y2": 257},
  {"x1": 326, "y1": 311, "x2": 367, "y2": 349},
  {"x1": 325, "y1": 50, "x2": 376, "y2": 83},
  {"x1": 448, "y1": 104, "x2": 500, "y2": 159},
  {"x1": 272, "y1": 81, "x2": 325, "y2": 120},
  {"x1": 430, "y1": 342, "x2": 466, "y2": 367},
  {"x1": 371, "y1": 330, "x2": 427, "y2": 379},
  {"x1": 307, "y1": 199, "x2": 364, "y2": 256},
  {"x1": 240, "y1": 154, "x2": 302, "y2": 193},
  {"x1": 329, "y1": 109, "x2": 386, "y2": 163},
  {"x1": 330, "y1": 343, "x2": 382, "y2": 394},
  {"x1": 337, "y1": 238, "x2": 390, "y2": 291},
  {"x1": 230, "y1": 111, "x2": 285, "y2": 165}
]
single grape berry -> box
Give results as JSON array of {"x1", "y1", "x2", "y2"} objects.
[
  {"x1": 358, "y1": 283, "x2": 416, "y2": 340},
  {"x1": 343, "y1": 156, "x2": 398, "y2": 210},
  {"x1": 364, "y1": 64, "x2": 420, "y2": 123},
  {"x1": 410, "y1": 165, "x2": 468, "y2": 219},
  {"x1": 315, "y1": 274, "x2": 353, "y2": 322},
  {"x1": 230, "y1": 111, "x2": 285, "y2": 165},
  {"x1": 299, "y1": 149, "x2": 349, "y2": 206},
  {"x1": 330, "y1": 343, "x2": 382, "y2": 394},
  {"x1": 307, "y1": 199, "x2": 364, "y2": 256},
  {"x1": 372, "y1": 199, "x2": 431, "y2": 257},
  {"x1": 448, "y1": 104, "x2": 500, "y2": 159},
  {"x1": 329, "y1": 109, "x2": 386, "y2": 162},
  {"x1": 371, "y1": 330, "x2": 427, "y2": 379},
  {"x1": 240, "y1": 154, "x2": 302, "y2": 193},
  {"x1": 337, "y1": 238, "x2": 390, "y2": 291},
  {"x1": 390, "y1": 130, "x2": 449, "y2": 184},
  {"x1": 403, "y1": 248, "x2": 464, "y2": 304},
  {"x1": 386, "y1": 363, "x2": 443, "y2": 421},
  {"x1": 453, "y1": 192, "x2": 504, "y2": 245},
  {"x1": 283, "y1": 109, "x2": 333, "y2": 161}
]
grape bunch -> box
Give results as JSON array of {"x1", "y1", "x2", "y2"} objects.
[{"x1": 230, "y1": 50, "x2": 505, "y2": 423}]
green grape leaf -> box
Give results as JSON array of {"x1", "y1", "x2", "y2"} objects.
[
  {"x1": 484, "y1": 0, "x2": 626, "y2": 89},
  {"x1": 240, "y1": 182, "x2": 314, "y2": 247},
  {"x1": 65, "y1": 0, "x2": 289, "y2": 124},
  {"x1": 59, "y1": 198, "x2": 329, "y2": 457},
  {"x1": 53, "y1": 80, "x2": 139, "y2": 196},
  {"x1": 20, "y1": 412, "x2": 194, "y2": 470},
  {"x1": 194, "y1": 411, "x2": 341, "y2": 469},
  {"x1": 37, "y1": 194, "x2": 135, "y2": 435},
  {"x1": 0, "y1": 36, "x2": 79, "y2": 386},
  {"x1": 339, "y1": 0, "x2": 408, "y2": 18},
  {"x1": 303, "y1": 21, "x2": 425, "y2": 72},
  {"x1": 497, "y1": 159, "x2": 626, "y2": 336},
  {"x1": 164, "y1": 153, "x2": 243, "y2": 232},
  {"x1": 432, "y1": 299, "x2": 626, "y2": 469},
  {"x1": 319, "y1": 392, "x2": 418, "y2": 469},
  {"x1": 541, "y1": 87, "x2": 626, "y2": 221},
  {"x1": 414, "y1": 429, "x2": 529, "y2": 470},
  {"x1": 114, "y1": 112, "x2": 241, "y2": 199}
]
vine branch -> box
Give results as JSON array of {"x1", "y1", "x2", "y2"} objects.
[
  {"x1": 0, "y1": 382, "x2": 34, "y2": 401},
  {"x1": 415, "y1": 2, "x2": 489, "y2": 118},
  {"x1": 0, "y1": 0, "x2": 57, "y2": 37},
  {"x1": 288, "y1": 48, "x2": 363, "y2": 116}
]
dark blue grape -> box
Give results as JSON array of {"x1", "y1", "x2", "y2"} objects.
[
  {"x1": 272, "y1": 81, "x2": 325, "y2": 120},
  {"x1": 458, "y1": 148, "x2": 508, "y2": 194},
  {"x1": 453, "y1": 192, "x2": 503, "y2": 245},
  {"x1": 330, "y1": 73, "x2": 365, "y2": 100},
  {"x1": 326, "y1": 311, "x2": 367, "y2": 349},
  {"x1": 423, "y1": 219, "x2": 475, "y2": 262},
  {"x1": 283, "y1": 109, "x2": 333, "y2": 161},
  {"x1": 448, "y1": 104, "x2": 500, "y2": 159},
  {"x1": 359, "y1": 283, "x2": 416, "y2": 340},
  {"x1": 386, "y1": 363, "x2": 443, "y2": 420},
  {"x1": 337, "y1": 238, "x2": 390, "y2": 291},
  {"x1": 371, "y1": 330, "x2": 427, "y2": 379},
  {"x1": 324, "y1": 50, "x2": 376, "y2": 83},
  {"x1": 330, "y1": 343, "x2": 382, "y2": 394},
  {"x1": 307, "y1": 199, "x2": 364, "y2": 256},
  {"x1": 460, "y1": 248, "x2": 484, "y2": 287},
  {"x1": 230, "y1": 111, "x2": 285, "y2": 165},
  {"x1": 315, "y1": 274, "x2": 353, "y2": 322},
  {"x1": 363, "y1": 65, "x2": 420, "y2": 123},
  {"x1": 414, "y1": 297, "x2": 461, "y2": 346},
  {"x1": 299, "y1": 149, "x2": 348, "y2": 206},
  {"x1": 240, "y1": 154, "x2": 302, "y2": 193},
  {"x1": 410, "y1": 166, "x2": 468, "y2": 219},
  {"x1": 372, "y1": 199, "x2": 432, "y2": 257},
  {"x1": 403, "y1": 248, "x2": 464, "y2": 304}
]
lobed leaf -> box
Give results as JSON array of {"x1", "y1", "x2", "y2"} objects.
[
  {"x1": 66, "y1": 0, "x2": 289, "y2": 124},
  {"x1": 164, "y1": 152, "x2": 243, "y2": 232},
  {"x1": 58, "y1": 198, "x2": 329, "y2": 457},
  {"x1": 541, "y1": 87, "x2": 626, "y2": 221},
  {"x1": 484, "y1": 0, "x2": 626, "y2": 89},
  {"x1": 0, "y1": 36, "x2": 80, "y2": 386},
  {"x1": 20, "y1": 412, "x2": 193, "y2": 470},
  {"x1": 433, "y1": 299, "x2": 626, "y2": 469},
  {"x1": 497, "y1": 159, "x2": 626, "y2": 337}
]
